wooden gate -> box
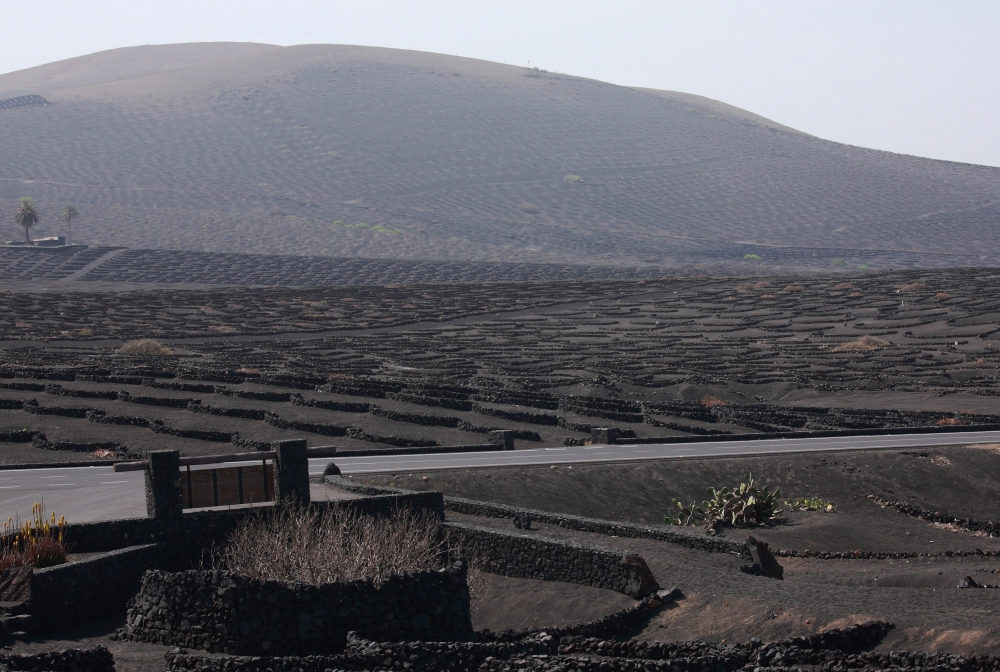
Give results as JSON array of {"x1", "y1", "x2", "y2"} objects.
[{"x1": 183, "y1": 462, "x2": 274, "y2": 509}]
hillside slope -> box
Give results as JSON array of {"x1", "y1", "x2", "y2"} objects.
[{"x1": 0, "y1": 43, "x2": 997, "y2": 271}]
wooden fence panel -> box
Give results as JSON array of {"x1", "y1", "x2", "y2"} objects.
[{"x1": 183, "y1": 463, "x2": 273, "y2": 509}]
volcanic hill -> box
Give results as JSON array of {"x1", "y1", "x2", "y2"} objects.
[{"x1": 0, "y1": 42, "x2": 998, "y2": 273}]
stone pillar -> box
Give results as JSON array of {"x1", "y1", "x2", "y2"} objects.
[
  {"x1": 488, "y1": 430, "x2": 515, "y2": 451},
  {"x1": 145, "y1": 450, "x2": 182, "y2": 519},
  {"x1": 272, "y1": 439, "x2": 310, "y2": 506},
  {"x1": 591, "y1": 427, "x2": 619, "y2": 445}
]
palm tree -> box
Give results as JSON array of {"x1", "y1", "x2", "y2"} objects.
[
  {"x1": 60, "y1": 205, "x2": 79, "y2": 245},
  {"x1": 13, "y1": 198, "x2": 39, "y2": 245}
]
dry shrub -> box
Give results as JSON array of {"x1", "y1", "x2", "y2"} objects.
[
  {"x1": 212, "y1": 504, "x2": 444, "y2": 585},
  {"x1": 517, "y1": 202, "x2": 540, "y2": 214},
  {"x1": 724, "y1": 295, "x2": 737, "y2": 301},
  {"x1": 752, "y1": 281, "x2": 771, "y2": 289},
  {"x1": 118, "y1": 339, "x2": 172, "y2": 356},
  {"x1": 1, "y1": 503, "x2": 68, "y2": 572},
  {"x1": 936, "y1": 292, "x2": 952, "y2": 299},
  {"x1": 833, "y1": 336, "x2": 890, "y2": 352},
  {"x1": 834, "y1": 282, "x2": 853, "y2": 289},
  {"x1": 90, "y1": 448, "x2": 117, "y2": 459},
  {"x1": 849, "y1": 291, "x2": 862, "y2": 297},
  {"x1": 77, "y1": 327, "x2": 93, "y2": 337},
  {"x1": 937, "y1": 416, "x2": 963, "y2": 426},
  {"x1": 897, "y1": 282, "x2": 928, "y2": 291},
  {"x1": 701, "y1": 395, "x2": 726, "y2": 408},
  {"x1": 782, "y1": 285, "x2": 806, "y2": 292}
]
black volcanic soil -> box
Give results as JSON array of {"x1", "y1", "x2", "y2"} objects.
[
  {"x1": 6, "y1": 616, "x2": 173, "y2": 672},
  {"x1": 0, "y1": 43, "x2": 998, "y2": 271},
  {"x1": 357, "y1": 444, "x2": 1000, "y2": 654},
  {"x1": 363, "y1": 444, "x2": 1000, "y2": 531},
  {"x1": 1, "y1": 270, "x2": 1000, "y2": 464},
  {"x1": 1, "y1": 271, "x2": 1000, "y2": 655}
]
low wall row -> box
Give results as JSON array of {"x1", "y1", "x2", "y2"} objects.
[
  {"x1": 162, "y1": 621, "x2": 915, "y2": 672},
  {"x1": 328, "y1": 478, "x2": 748, "y2": 558},
  {"x1": 120, "y1": 562, "x2": 474, "y2": 656},
  {"x1": 164, "y1": 602, "x2": 661, "y2": 672},
  {"x1": 0, "y1": 647, "x2": 115, "y2": 672},
  {"x1": 445, "y1": 522, "x2": 660, "y2": 599}
]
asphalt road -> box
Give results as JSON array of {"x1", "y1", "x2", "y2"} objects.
[{"x1": 3, "y1": 430, "x2": 1000, "y2": 524}]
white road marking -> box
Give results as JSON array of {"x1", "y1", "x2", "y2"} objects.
[{"x1": 6, "y1": 430, "x2": 1000, "y2": 521}]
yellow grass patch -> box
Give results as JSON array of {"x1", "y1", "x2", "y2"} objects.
[
  {"x1": 833, "y1": 336, "x2": 890, "y2": 352},
  {"x1": 118, "y1": 338, "x2": 172, "y2": 356},
  {"x1": 897, "y1": 282, "x2": 928, "y2": 291}
]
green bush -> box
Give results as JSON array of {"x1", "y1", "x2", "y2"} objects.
[
  {"x1": 743, "y1": 253, "x2": 762, "y2": 262},
  {"x1": 665, "y1": 473, "x2": 781, "y2": 527},
  {"x1": 784, "y1": 497, "x2": 837, "y2": 512}
]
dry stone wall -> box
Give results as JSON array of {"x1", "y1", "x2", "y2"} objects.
[
  {"x1": 0, "y1": 647, "x2": 115, "y2": 672},
  {"x1": 162, "y1": 620, "x2": 914, "y2": 672},
  {"x1": 445, "y1": 522, "x2": 660, "y2": 599},
  {"x1": 29, "y1": 543, "x2": 167, "y2": 632},
  {"x1": 120, "y1": 562, "x2": 473, "y2": 656}
]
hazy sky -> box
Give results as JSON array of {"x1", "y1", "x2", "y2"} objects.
[{"x1": 3, "y1": 1, "x2": 998, "y2": 167}]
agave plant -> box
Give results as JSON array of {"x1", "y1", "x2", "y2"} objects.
[{"x1": 665, "y1": 473, "x2": 782, "y2": 528}]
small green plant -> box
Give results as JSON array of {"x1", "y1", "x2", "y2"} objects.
[
  {"x1": 784, "y1": 497, "x2": 837, "y2": 512},
  {"x1": 831, "y1": 258, "x2": 846, "y2": 266},
  {"x1": 564, "y1": 174, "x2": 582, "y2": 183},
  {"x1": 743, "y1": 253, "x2": 762, "y2": 262},
  {"x1": 664, "y1": 499, "x2": 703, "y2": 526},
  {"x1": 665, "y1": 473, "x2": 782, "y2": 528},
  {"x1": 857, "y1": 264, "x2": 870, "y2": 271}
]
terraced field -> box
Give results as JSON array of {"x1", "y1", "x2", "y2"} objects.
[
  {"x1": 1, "y1": 267, "x2": 999, "y2": 465},
  {"x1": 0, "y1": 245, "x2": 668, "y2": 288},
  {"x1": 0, "y1": 43, "x2": 998, "y2": 272}
]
